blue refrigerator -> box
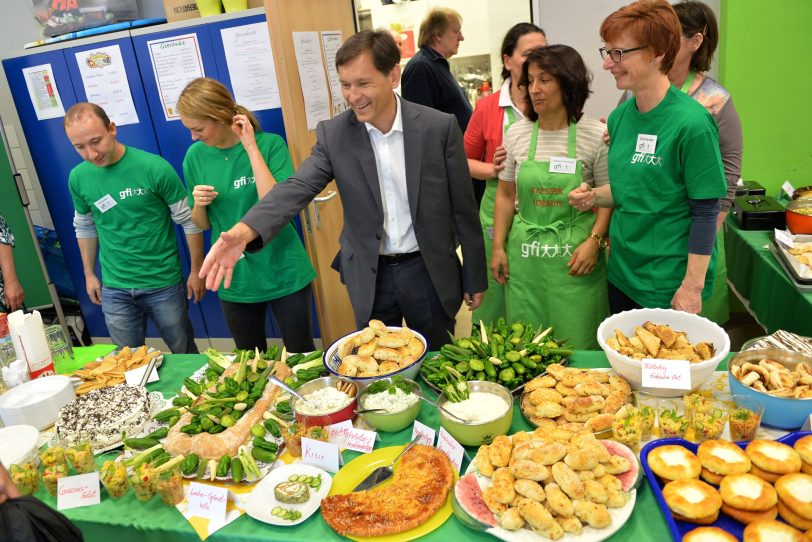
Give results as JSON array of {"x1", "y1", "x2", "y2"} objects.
[{"x1": 2, "y1": 8, "x2": 314, "y2": 343}]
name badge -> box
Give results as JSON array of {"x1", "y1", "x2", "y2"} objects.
[
  {"x1": 549, "y1": 157, "x2": 577, "y2": 174},
  {"x1": 635, "y1": 134, "x2": 657, "y2": 154},
  {"x1": 94, "y1": 194, "x2": 117, "y2": 213}
]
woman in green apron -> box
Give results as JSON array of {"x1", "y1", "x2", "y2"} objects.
[
  {"x1": 492, "y1": 45, "x2": 610, "y2": 350},
  {"x1": 464, "y1": 23, "x2": 546, "y2": 327}
]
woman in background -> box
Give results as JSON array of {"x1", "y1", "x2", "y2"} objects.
[
  {"x1": 0, "y1": 214, "x2": 25, "y2": 312},
  {"x1": 492, "y1": 45, "x2": 610, "y2": 349},
  {"x1": 178, "y1": 78, "x2": 316, "y2": 353},
  {"x1": 464, "y1": 22, "x2": 547, "y2": 326}
]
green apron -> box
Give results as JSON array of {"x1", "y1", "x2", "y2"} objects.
[
  {"x1": 679, "y1": 72, "x2": 729, "y2": 325},
  {"x1": 473, "y1": 107, "x2": 517, "y2": 326},
  {"x1": 505, "y1": 122, "x2": 608, "y2": 350}
]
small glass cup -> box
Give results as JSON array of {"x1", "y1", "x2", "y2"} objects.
[
  {"x1": 657, "y1": 399, "x2": 689, "y2": 439},
  {"x1": 690, "y1": 398, "x2": 727, "y2": 443},
  {"x1": 41, "y1": 463, "x2": 68, "y2": 496},
  {"x1": 99, "y1": 460, "x2": 129, "y2": 499},
  {"x1": 129, "y1": 463, "x2": 157, "y2": 501},
  {"x1": 612, "y1": 404, "x2": 643, "y2": 450},
  {"x1": 45, "y1": 325, "x2": 73, "y2": 373},
  {"x1": 9, "y1": 461, "x2": 40, "y2": 496},
  {"x1": 38, "y1": 447, "x2": 68, "y2": 470},
  {"x1": 66, "y1": 443, "x2": 95, "y2": 474},
  {"x1": 633, "y1": 392, "x2": 657, "y2": 440},
  {"x1": 156, "y1": 465, "x2": 184, "y2": 506},
  {"x1": 728, "y1": 395, "x2": 765, "y2": 442}
]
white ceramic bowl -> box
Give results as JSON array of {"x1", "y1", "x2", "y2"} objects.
[
  {"x1": 596, "y1": 308, "x2": 730, "y2": 397},
  {"x1": 0, "y1": 375, "x2": 75, "y2": 429},
  {"x1": 323, "y1": 327, "x2": 427, "y2": 385}
]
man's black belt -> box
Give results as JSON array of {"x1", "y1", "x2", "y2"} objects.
[{"x1": 379, "y1": 251, "x2": 421, "y2": 265}]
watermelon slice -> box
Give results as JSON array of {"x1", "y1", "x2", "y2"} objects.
[
  {"x1": 602, "y1": 440, "x2": 643, "y2": 491},
  {"x1": 451, "y1": 473, "x2": 497, "y2": 529}
]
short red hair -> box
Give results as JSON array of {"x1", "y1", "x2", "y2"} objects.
[{"x1": 600, "y1": 0, "x2": 681, "y2": 74}]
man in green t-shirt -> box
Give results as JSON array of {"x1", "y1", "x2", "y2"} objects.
[{"x1": 64, "y1": 103, "x2": 204, "y2": 353}]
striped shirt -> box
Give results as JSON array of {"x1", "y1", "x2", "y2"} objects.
[{"x1": 499, "y1": 114, "x2": 609, "y2": 188}]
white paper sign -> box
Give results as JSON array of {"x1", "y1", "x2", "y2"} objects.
[
  {"x1": 642, "y1": 358, "x2": 692, "y2": 390},
  {"x1": 292, "y1": 31, "x2": 331, "y2": 130},
  {"x1": 411, "y1": 420, "x2": 436, "y2": 446},
  {"x1": 782, "y1": 181, "x2": 795, "y2": 198},
  {"x1": 436, "y1": 427, "x2": 464, "y2": 473},
  {"x1": 57, "y1": 472, "x2": 100, "y2": 510},
  {"x1": 549, "y1": 157, "x2": 577, "y2": 174},
  {"x1": 125, "y1": 364, "x2": 159, "y2": 386},
  {"x1": 328, "y1": 420, "x2": 353, "y2": 449},
  {"x1": 188, "y1": 482, "x2": 229, "y2": 522},
  {"x1": 302, "y1": 437, "x2": 340, "y2": 472},
  {"x1": 775, "y1": 228, "x2": 795, "y2": 249},
  {"x1": 75, "y1": 45, "x2": 139, "y2": 126},
  {"x1": 22, "y1": 64, "x2": 65, "y2": 121},
  {"x1": 220, "y1": 23, "x2": 281, "y2": 111},
  {"x1": 320, "y1": 31, "x2": 347, "y2": 117},
  {"x1": 146, "y1": 33, "x2": 205, "y2": 120},
  {"x1": 345, "y1": 428, "x2": 376, "y2": 454},
  {"x1": 635, "y1": 133, "x2": 657, "y2": 154},
  {"x1": 94, "y1": 194, "x2": 117, "y2": 213}
]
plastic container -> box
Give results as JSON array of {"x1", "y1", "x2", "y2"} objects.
[{"x1": 29, "y1": 0, "x2": 138, "y2": 38}]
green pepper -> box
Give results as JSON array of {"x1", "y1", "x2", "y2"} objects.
[
  {"x1": 124, "y1": 437, "x2": 160, "y2": 449},
  {"x1": 200, "y1": 416, "x2": 214, "y2": 431},
  {"x1": 512, "y1": 362, "x2": 526, "y2": 375},
  {"x1": 167, "y1": 415, "x2": 180, "y2": 428},
  {"x1": 520, "y1": 356, "x2": 537, "y2": 369},
  {"x1": 263, "y1": 418, "x2": 282, "y2": 437},
  {"x1": 455, "y1": 338, "x2": 473, "y2": 350},
  {"x1": 154, "y1": 408, "x2": 180, "y2": 422},
  {"x1": 196, "y1": 457, "x2": 208, "y2": 479},
  {"x1": 209, "y1": 424, "x2": 225, "y2": 434},
  {"x1": 469, "y1": 359, "x2": 485, "y2": 372},
  {"x1": 216, "y1": 455, "x2": 231, "y2": 478},
  {"x1": 498, "y1": 367, "x2": 516, "y2": 382},
  {"x1": 483, "y1": 358, "x2": 497, "y2": 378},
  {"x1": 246, "y1": 372, "x2": 260, "y2": 383},
  {"x1": 151, "y1": 452, "x2": 172, "y2": 467},
  {"x1": 505, "y1": 350, "x2": 521, "y2": 363},
  {"x1": 181, "y1": 423, "x2": 202, "y2": 434},
  {"x1": 221, "y1": 414, "x2": 236, "y2": 428},
  {"x1": 240, "y1": 380, "x2": 252, "y2": 392},
  {"x1": 183, "y1": 377, "x2": 203, "y2": 396},
  {"x1": 276, "y1": 401, "x2": 292, "y2": 415},
  {"x1": 145, "y1": 427, "x2": 169, "y2": 440},
  {"x1": 223, "y1": 377, "x2": 240, "y2": 395},
  {"x1": 231, "y1": 457, "x2": 244, "y2": 482},
  {"x1": 172, "y1": 396, "x2": 193, "y2": 407},
  {"x1": 454, "y1": 361, "x2": 470, "y2": 374},
  {"x1": 253, "y1": 438, "x2": 279, "y2": 453},
  {"x1": 251, "y1": 447, "x2": 277, "y2": 463},
  {"x1": 476, "y1": 371, "x2": 486, "y2": 381},
  {"x1": 181, "y1": 454, "x2": 200, "y2": 475}
]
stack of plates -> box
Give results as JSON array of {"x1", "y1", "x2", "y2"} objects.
[
  {"x1": 0, "y1": 375, "x2": 75, "y2": 430},
  {"x1": 0, "y1": 425, "x2": 39, "y2": 465}
]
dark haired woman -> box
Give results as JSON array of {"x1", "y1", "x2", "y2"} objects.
[
  {"x1": 464, "y1": 22, "x2": 546, "y2": 325},
  {"x1": 492, "y1": 45, "x2": 609, "y2": 349}
]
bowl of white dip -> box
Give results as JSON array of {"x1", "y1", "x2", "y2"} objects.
[
  {"x1": 291, "y1": 376, "x2": 358, "y2": 427},
  {"x1": 356, "y1": 377, "x2": 422, "y2": 432},
  {"x1": 437, "y1": 381, "x2": 513, "y2": 446}
]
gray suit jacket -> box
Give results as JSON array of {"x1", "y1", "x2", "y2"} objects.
[{"x1": 242, "y1": 98, "x2": 487, "y2": 322}]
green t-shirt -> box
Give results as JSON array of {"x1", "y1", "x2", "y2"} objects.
[
  {"x1": 183, "y1": 132, "x2": 315, "y2": 303},
  {"x1": 68, "y1": 146, "x2": 185, "y2": 289},
  {"x1": 607, "y1": 85, "x2": 726, "y2": 308}
]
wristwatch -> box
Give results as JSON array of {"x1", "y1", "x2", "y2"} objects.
[{"x1": 589, "y1": 232, "x2": 607, "y2": 250}]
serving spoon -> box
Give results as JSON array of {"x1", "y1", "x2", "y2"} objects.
[
  {"x1": 268, "y1": 375, "x2": 316, "y2": 407},
  {"x1": 416, "y1": 393, "x2": 470, "y2": 423}
]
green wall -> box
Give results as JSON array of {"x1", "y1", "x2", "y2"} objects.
[{"x1": 719, "y1": 0, "x2": 812, "y2": 196}]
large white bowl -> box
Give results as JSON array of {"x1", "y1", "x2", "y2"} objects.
[
  {"x1": 323, "y1": 326, "x2": 427, "y2": 385},
  {"x1": 0, "y1": 425, "x2": 39, "y2": 466},
  {"x1": 596, "y1": 308, "x2": 730, "y2": 397},
  {"x1": 0, "y1": 375, "x2": 75, "y2": 429}
]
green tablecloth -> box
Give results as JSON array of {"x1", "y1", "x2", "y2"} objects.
[
  {"x1": 724, "y1": 218, "x2": 812, "y2": 336},
  {"x1": 35, "y1": 351, "x2": 733, "y2": 542}
]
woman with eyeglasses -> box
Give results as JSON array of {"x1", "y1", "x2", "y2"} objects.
[
  {"x1": 464, "y1": 22, "x2": 547, "y2": 326},
  {"x1": 612, "y1": 1, "x2": 741, "y2": 324},
  {"x1": 569, "y1": 0, "x2": 726, "y2": 316},
  {"x1": 492, "y1": 45, "x2": 610, "y2": 350}
]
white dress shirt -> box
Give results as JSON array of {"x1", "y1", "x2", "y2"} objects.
[
  {"x1": 365, "y1": 95, "x2": 419, "y2": 255},
  {"x1": 497, "y1": 77, "x2": 526, "y2": 126}
]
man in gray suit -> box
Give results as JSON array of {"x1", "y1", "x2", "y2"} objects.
[{"x1": 198, "y1": 29, "x2": 486, "y2": 349}]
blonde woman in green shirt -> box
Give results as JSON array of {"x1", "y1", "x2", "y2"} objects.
[{"x1": 178, "y1": 78, "x2": 316, "y2": 353}]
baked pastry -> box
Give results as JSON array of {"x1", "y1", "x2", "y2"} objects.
[
  {"x1": 746, "y1": 440, "x2": 802, "y2": 475},
  {"x1": 750, "y1": 464, "x2": 782, "y2": 484},
  {"x1": 779, "y1": 500, "x2": 812, "y2": 531},
  {"x1": 649, "y1": 445, "x2": 702, "y2": 481},
  {"x1": 804, "y1": 462, "x2": 812, "y2": 476},
  {"x1": 743, "y1": 519, "x2": 804, "y2": 542},
  {"x1": 796, "y1": 436, "x2": 812, "y2": 463},
  {"x1": 662, "y1": 479, "x2": 721, "y2": 522},
  {"x1": 700, "y1": 468, "x2": 725, "y2": 486},
  {"x1": 721, "y1": 502, "x2": 777, "y2": 524},
  {"x1": 683, "y1": 526, "x2": 738, "y2": 542},
  {"x1": 720, "y1": 473, "x2": 777, "y2": 511},
  {"x1": 697, "y1": 439, "x2": 751, "y2": 475},
  {"x1": 320, "y1": 445, "x2": 454, "y2": 536},
  {"x1": 776, "y1": 473, "x2": 812, "y2": 520},
  {"x1": 672, "y1": 511, "x2": 719, "y2": 525}
]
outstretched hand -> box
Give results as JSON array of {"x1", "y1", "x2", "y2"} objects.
[{"x1": 199, "y1": 230, "x2": 248, "y2": 291}]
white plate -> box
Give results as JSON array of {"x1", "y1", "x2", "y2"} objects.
[
  {"x1": 69, "y1": 347, "x2": 165, "y2": 390},
  {"x1": 244, "y1": 464, "x2": 332, "y2": 526}
]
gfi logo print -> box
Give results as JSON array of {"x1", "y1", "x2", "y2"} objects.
[
  {"x1": 119, "y1": 188, "x2": 148, "y2": 199},
  {"x1": 233, "y1": 176, "x2": 256, "y2": 189},
  {"x1": 630, "y1": 152, "x2": 663, "y2": 166}
]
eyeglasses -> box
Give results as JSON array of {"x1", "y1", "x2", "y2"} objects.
[{"x1": 599, "y1": 46, "x2": 647, "y2": 63}]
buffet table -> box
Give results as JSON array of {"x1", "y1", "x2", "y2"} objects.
[
  {"x1": 40, "y1": 350, "x2": 735, "y2": 542},
  {"x1": 724, "y1": 218, "x2": 812, "y2": 336}
]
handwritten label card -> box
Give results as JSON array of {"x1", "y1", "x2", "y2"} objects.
[
  {"x1": 436, "y1": 427, "x2": 464, "y2": 473},
  {"x1": 782, "y1": 181, "x2": 795, "y2": 198},
  {"x1": 642, "y1": 358, "x2": 691, "y2": 390},
  {"x1": 412, "y1": 421, "x2": 436, "y2": 446},
  {"x1": 125, "y1": 364, "x2": 160, "y2": 386},
  {"x1": 57, "y1": 472, "x2": 100, "y2": 510},
  {"x1": 345, "y1": 428, "x2": 376, "y2": 454},
  {"x1": 328, "y1": 420, "x2": 353, "y2": 449},
  {"x1": 775, "y1": 228, "x2": 795, "y2": 249},
  {"x1": 188, "y1": 482, "x2": 229, "y2": 522},
  {"x1": 302, "y1": 437, "x2": 340, "y2": 473}
]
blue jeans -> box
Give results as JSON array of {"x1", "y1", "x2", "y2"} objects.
[{"x1": 101, "y1": 282, "x2": 198, "y2": 354}]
